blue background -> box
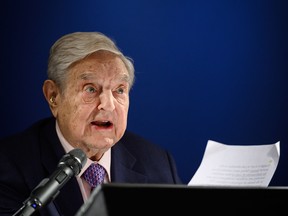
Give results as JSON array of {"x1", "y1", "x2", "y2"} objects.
[{"x1": 1, "y1": 0, "x2": 287, "y2": 185}]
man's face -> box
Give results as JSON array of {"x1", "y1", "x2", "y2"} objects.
[{"x1": 54, "y1": 51, "x2": 130, "y2": 158}]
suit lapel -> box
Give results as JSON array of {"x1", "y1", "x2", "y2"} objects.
[{"x1": 111, "y1": 140, "x2": 148, "y2": 183}]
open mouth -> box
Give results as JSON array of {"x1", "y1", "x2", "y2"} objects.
[{"x1": 91, "y1": 121, "x2": 113, "y2": 128}]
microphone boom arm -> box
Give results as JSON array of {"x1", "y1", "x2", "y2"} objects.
[{"x1": 13, "y1": 149, "x2": 87, "y2": 216}]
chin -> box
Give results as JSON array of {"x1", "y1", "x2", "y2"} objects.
[{"x1": 104, "y1": 137, "x2": 114, "y2": 146}]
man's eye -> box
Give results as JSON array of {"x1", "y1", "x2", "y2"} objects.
[
  {"x1": 85, "y1": 86, "x2": 96, "y2": 93},
  {"x1": 116, "y1": 87, "x2": 124, "y2": 94}
]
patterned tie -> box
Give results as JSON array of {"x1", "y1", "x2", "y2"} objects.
[{"x1": 82, "y1": 163, "x2": 106, "y2": 189}]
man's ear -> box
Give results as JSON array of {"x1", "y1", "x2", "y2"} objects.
[{"x1": 42, "y1": 79, "x2": 59, "y2": 117}]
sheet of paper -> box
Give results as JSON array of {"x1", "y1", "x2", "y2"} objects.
[{"x1": 188, "y1": 140, "x2": 280, "y2": 187}]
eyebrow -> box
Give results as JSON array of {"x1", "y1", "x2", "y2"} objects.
[{"x1": 78, "y1": 72, "x2": 130, "y2": 83}]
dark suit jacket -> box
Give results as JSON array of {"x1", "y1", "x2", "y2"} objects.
[{"x1": 0, "y1": 117, "x2": 183, "y2": 216}]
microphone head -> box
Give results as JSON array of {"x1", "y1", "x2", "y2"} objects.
[{"x1": 59, "y1": 148, "x2": 87, "y2": 176}]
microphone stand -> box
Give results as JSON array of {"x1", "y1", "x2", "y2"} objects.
[
  {"x1": 12, "y1": 148, "x2": 87, "y2": 216},
  {"x1": 12, "y1": 178, "x2": 60, "y2": 216}
]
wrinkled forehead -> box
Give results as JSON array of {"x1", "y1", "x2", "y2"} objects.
[
  {"x1": 69, "y1": 50, "x2": 124, "y2": 69},
  {"x1": 68, "y1": 52, "x2": 130, "y2": 83},
  {"x1": 77, "y1": 71, "x2": 130, "y2": 85}
]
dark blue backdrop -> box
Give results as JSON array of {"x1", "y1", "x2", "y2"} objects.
[{"x1": 1, "y1": 0, "x2": 287, "y2": 185}]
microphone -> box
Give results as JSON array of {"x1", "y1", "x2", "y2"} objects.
[{"x1": 13, "y1": 148, "x2": 87, "y2": 216}]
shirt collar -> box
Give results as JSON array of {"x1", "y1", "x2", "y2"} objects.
[{"x1": 55, "y1": 120, "x2": 111, "y2": 181}]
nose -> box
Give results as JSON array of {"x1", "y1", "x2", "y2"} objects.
[{"x1": 97, "y1": 91, "x2": 115, "y2": 111}]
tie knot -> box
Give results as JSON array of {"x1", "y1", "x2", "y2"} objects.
[{"x1": 82, "y1": 163, "x2": 106, "y2": 188}]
